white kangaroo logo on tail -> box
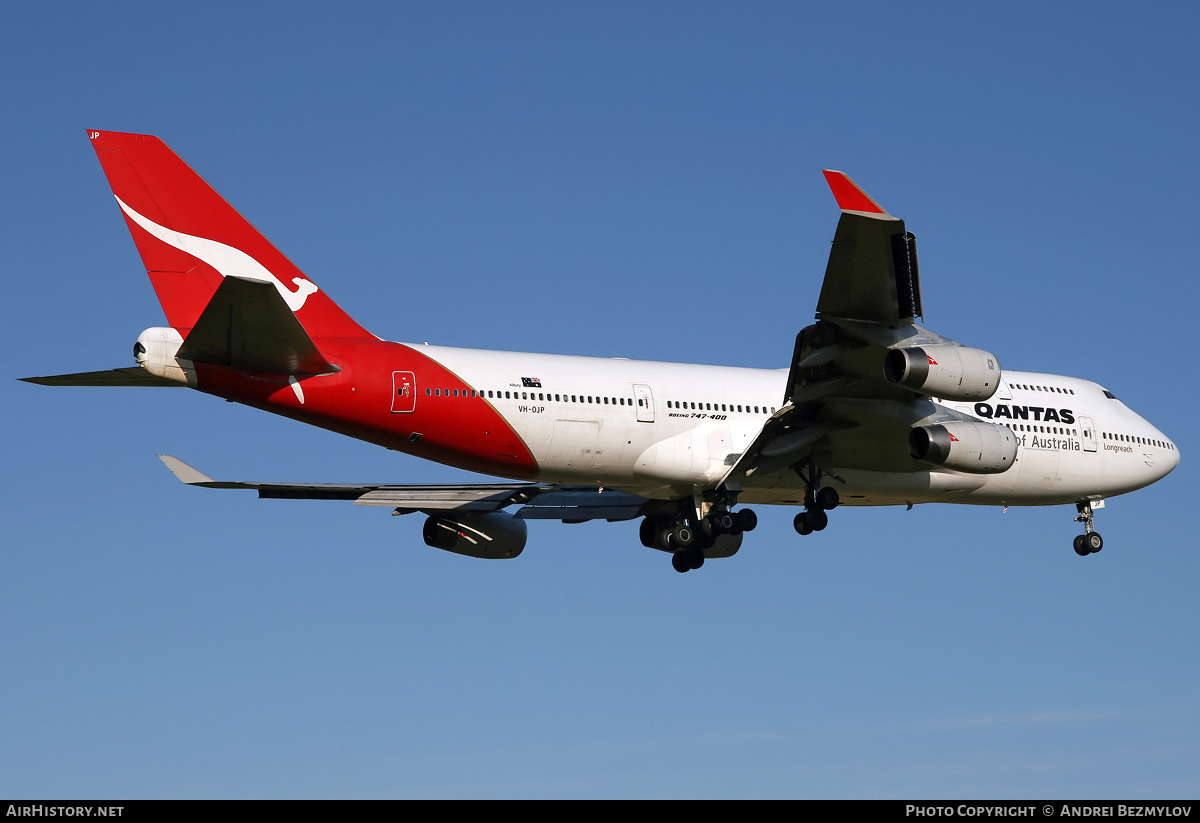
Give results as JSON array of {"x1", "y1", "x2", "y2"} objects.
[{"x1": 114, "y1": 196, "x2": 319, "y2": 311}]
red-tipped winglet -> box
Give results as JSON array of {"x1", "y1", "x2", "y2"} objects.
[{"x1": 822, "y1": 169, "x2": 889, "y2": 216}]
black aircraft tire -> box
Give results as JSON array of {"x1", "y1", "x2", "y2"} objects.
[
  {"x1": 673, "y1": 524, "x2": 695, "y2": 548},
  {"x1": 808, "y1": 509, "x2": 828, "y2": 531},
  {"x1": 737, "y1": 509, "x2": 758, "y2": 532},
  {"x1": 816, "y1": 486, "x2": 840, "y2": 510}
]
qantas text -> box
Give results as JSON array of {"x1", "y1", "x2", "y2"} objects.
[{"x1": 974, "y1": 403, "x2": 1075, "y2": 424}]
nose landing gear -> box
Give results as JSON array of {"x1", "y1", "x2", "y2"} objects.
[{"x1": 1073, "y1": 500, "x2": 1104, "y2": 556}]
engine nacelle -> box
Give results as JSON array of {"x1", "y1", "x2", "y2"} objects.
[
  {"x1": 422, "y1": 512, "x2": 527, "y2": 559},
  {"x1": 884, "y1": 345, "x2": 1000, "y2": 401},
  {"x1": 910, "y1": 421, "x2": 1017, "y2": 474},
  {"x1": 134, "y1": 327, "x2": 195, "y2": 386}
]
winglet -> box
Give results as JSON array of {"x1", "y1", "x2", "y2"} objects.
[
  {"x1": 158, "y1": 455, "x2": 215, "y2": 485},
  {"x1": 822, "y1": 170, "x2": 890, "y2": 216}
]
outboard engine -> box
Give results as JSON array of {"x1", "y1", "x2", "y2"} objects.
[
  {"x1": 421, "y1": 511, "x2": 528, "y2": 559},
  {"x1": 885, "y1": 345, "x2": 1000, "y2": 401}
]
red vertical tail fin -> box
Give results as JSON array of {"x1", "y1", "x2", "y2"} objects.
[{"x1": 87, "y1": 129, "x2": 373, "y2": 339}]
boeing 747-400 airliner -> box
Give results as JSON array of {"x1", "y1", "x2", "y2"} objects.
[{"x1": 23, "y1": 131, "x2": 1180, "y2": 572}]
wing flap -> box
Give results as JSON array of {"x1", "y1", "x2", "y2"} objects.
[
  {"x1": 514, "y1": 489, "x2": 649, "y2": 521},
  {"x1": 353, "y1": 486, "x2": 537, "y2": 510}
]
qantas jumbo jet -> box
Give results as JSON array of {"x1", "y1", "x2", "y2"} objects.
[{"x1": 24, "y1": 130, "x2": 1179, "y2": 572}]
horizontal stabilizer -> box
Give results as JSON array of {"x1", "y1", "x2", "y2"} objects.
[
  {"x1": 21, "y1": 367, "x2": 183, "y2": 387},
  {"x1": 177, "y1": 276, "x2": 336, "y2": 375}
]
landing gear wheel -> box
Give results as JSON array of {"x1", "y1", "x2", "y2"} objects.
[
  {"x1": 807, "y1": 509, "x2": 828, "y2": 531},
  {"x1": 816, "y1": 486, "x2": 839, "y2": 510},
  {"x1": 794, "y1": 512, "x2": 813, "y2": 536},
  {"x1": 671, "y1": 552, "x2": 690, "y2": 573},
  {"x1": 737, "y1": 509, "x2": 758, "y2": 533},
  {"x1": 685, "y1": 546, "x2": 705, "y2": 570},
  {"x1": 713, "y1": 511, "x2": 736, "y2": 535},
  {"x1": 672, "y1": 523, "x2": 695, "y2": 548},
  {"x1": 1073, "y1": 501, "x2": 1104, "y2": 555},
  {"x1": 639, "y1": 518, "x2": 658, "y2": 549}
]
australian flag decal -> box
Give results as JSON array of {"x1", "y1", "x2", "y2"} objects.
[{"x1": 521, "y1": 377, "x2": 542, "y2": 388}]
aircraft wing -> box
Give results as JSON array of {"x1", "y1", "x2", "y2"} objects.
[
  {"x1": 158, "y1": 456, "x2": 651, "y2": 521},
  {"x1": 816, "y1": 170, "x2": 922, "y2": 325},
  {"x1": 721, "y1": 172, "x2": 975, "y2": 487}
]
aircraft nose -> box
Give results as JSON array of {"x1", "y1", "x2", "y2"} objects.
[{"x1": 1166, "y1": 440, "x2": 1181, "y2": 475}]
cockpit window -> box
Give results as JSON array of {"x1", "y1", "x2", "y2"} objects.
[{"x1": 1102, "y1": 390, "x2": 1118, "y2": 400}]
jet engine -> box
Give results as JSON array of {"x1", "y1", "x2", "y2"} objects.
[
  {"x1": 421, "y1": 511, "x2": 527, "y2": 559},
  {"x1": 884, "y1": 345, "x2": 1000, "y2": 401},
  {"x1": 909, "y1": 421, "x2": 1017, "y2": 474}
]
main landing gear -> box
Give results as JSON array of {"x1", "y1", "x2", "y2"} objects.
[
  {"x1": 641, "y1": 506, "x2": 758, "y2": 573},
  {"x1": 793, "y1": 464, "x2": 840, "y2": 536},
  {"x1": 1072, "y1": 501, "x2": 1104, "y2": 556}
]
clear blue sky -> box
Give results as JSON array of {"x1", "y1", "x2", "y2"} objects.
[{"x1": 3, "y1": 1, "x2": 1197, "y2": 798}]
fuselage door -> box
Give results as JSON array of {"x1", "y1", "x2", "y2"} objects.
[
  {"x1": 1079, "y1": 415, "x2": 1098, "y2": 452},
  {"x1": 392, "y1": 371, "x2": 416, "y2": 413},
  {"x1": 633, "y1": 383, "x2": 655, "y2": 423}
]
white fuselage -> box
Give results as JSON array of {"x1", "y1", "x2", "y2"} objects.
[{"x1": 413, "y1": 344, "x2": 1179, "y2": 508}]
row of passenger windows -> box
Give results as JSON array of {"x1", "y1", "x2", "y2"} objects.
[
  {"x1": 1015, "y1": 425, "x2": 1076, "y2": 436},
  {"x1": 1012, "y1": 423, "x2": 1174, "y2": 450},
  {"x1": 1104, "y1": 431, "x2": 1174, "y2": 450},
  {"x1": 667, "y1": 400, "x2": 775, "y2": 415},
  {"x1": 1012, "y1": 382, "x2": 1075, "y2": 395},
  {"x1": 420, "y1": 386, "x2": 775, "y2": 414},
  {"x1": 427, "y1": 387, "x2": 644, "y2": 406}
]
